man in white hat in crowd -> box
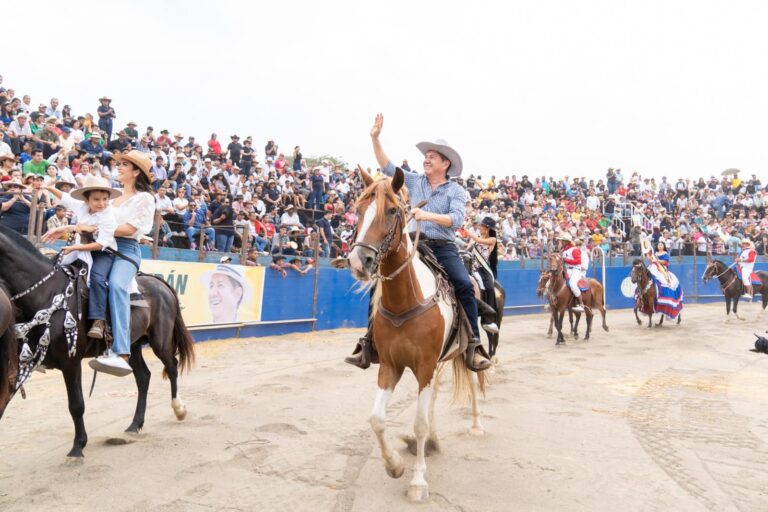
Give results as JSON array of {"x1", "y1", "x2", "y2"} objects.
[
  {"x1": 346, "y1": 114, "x2": 491, "y2": 372},
  {"x1": 737, "y1": 238, "x2": 757, "y2": 299},
  {"x1": 557, "y1": 232, "x2": 586, "y2": 312}
]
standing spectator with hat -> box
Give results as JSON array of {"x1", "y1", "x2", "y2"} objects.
[
  {"x1": 346, "y1": 114, "x2": 492, "y2": 372},
  {"x1": 0, "y1": 178, "x2": 31, "y2": 235},
  {"x1": 96, "y1": 96, "x2": 115, "y2": 142},
  {"x1": 227, "y1": 135, "x2": 242, "y2": 167}
]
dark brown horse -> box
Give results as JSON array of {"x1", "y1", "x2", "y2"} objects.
[
  {"x1": 347, "y1": 168, "x2": 485, "y2": 502},
  {"x1": 702, "y1": 259, "x2": 768, "y2": 321},
  {"x1": 536, "y1": 271, "x2": 578, "y2": 338},
  {"x1": 545, "y1": 254, "x2": 608, "y2": 344},
  {"x1": 0, "y1": 286, "x2": 15, "y2": 417},
  {"x1": 630, "y1": 259, "x2": 682, "y2": 327},
  {"x1": 0, "y1": 226, "x2": 195, "y2": 457}
]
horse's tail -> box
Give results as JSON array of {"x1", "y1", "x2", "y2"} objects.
[
  {"x1": 144, "y1": 273, "x2": 195, "y2": 378},
  {"x1": 451, "y1": 353, "x2": 487, "y2": 403},
  {"x1": 169, "y1": 305, "x2": 195, "y2": 378}
]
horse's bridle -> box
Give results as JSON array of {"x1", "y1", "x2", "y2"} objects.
[
  {"x1": 350, "y1": 199, "x2": 425, "y2": 282},
  {"x1": 703, "y1": 261, "x2": 738, "y2": 291}
]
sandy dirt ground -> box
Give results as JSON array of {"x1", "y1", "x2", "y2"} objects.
[{"x1": 1, "y1": 303, "x2": 768, "y2": 512}]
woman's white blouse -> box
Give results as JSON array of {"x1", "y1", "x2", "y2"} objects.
[{"x1": 113, "y1": 192, "x2": 156, "y2": 240}]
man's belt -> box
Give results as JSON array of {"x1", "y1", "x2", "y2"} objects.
[{"x1": 416, "y1": 236, "x2": 451, "y2": 248}]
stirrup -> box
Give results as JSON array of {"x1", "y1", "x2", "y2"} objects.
[
  {"x1": 466, "y1": 339, "x2": 491, "y2": 372},
  {"x1": 344, "y1": 336, "x2": 377, "y2": 369}
]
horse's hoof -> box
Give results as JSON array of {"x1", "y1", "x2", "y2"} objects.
[
  {"x1": 469, "y1": 425, "x2": 485, "y2": 436},
  {"x1": 124, "y1": 423, "x2": 142, "y2": 434},
  {"x1": 172, "y1": 398, "x2": 187, "y2": 421},
  {"x1": 636, "y1": 320, "x2": 641, "y2": 325},
  {"x1": 385, "y1": 452, "x2": 405, "y2": 479},
  {"x1": 603, "y1": 325, "x2": 610, "y2": 332},
  {"x1": 491, "y1": 356, "x2": 499, "y2": 365},
  {"x1": 67, "y1": 448, "x2": 84, "y2": 458},
  {"x1": 425, "y1": 436, "x2": 441, "y2": 455},
  {"x1": 406, "y1": 483, "x2": 429, "y2": 502}
]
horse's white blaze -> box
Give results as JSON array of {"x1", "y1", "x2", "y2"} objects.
[{"x1": 355, "y1": 199, "x2": 377, "y2": 243}]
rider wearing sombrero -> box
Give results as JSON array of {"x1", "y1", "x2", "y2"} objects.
[
  {"x1": 345, "y1": 114, "x2": 492, "y2": 372},
  {"x1": 737, "y1": 238, "x2": 756, "y2": 299},
  {"x1": 557, "y1": 232, "x2": 586, "y2": 312}
]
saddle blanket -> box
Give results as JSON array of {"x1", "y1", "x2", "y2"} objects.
[
  {"x1": 577, "y1": 279, "x2": 589, "y2": 292},
  {"x1": 735, "y1": 267, "x2": 762, "y2": 285},
  {"x1": 652, "y1": 278, "x2": 684, "y2": 319}
]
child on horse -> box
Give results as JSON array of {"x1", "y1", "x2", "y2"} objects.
[
  {"x1": 466, "y1": 216, "x2": 499, "y2": 334},
  {"x1": 557, "y1": 232, "x2": 585, "y2": 312},
  {"x1": 43, "y1": 175, "x2": 121, "y2": 339},
  {"x1": 737, "y1": 238, "x2": 756, "y2": 299}
]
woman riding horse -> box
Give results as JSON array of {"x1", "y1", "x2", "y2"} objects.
[
  {"x1": 645, "y1": 241, "x2": 680, "y2": 291},
  {"x1": 466, "y1": 216, "x2": 499, "y2": 334},
  {"x1": 44, "y1": 150, "x2": 157, "y2": 376}
]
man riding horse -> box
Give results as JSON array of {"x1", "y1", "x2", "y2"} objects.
[
  {"x1": 737, "y1": 238, "x2": 756, "y2": 299},
  {"x1": 557, "y1": 232, "x2": 586, "y2": 312},
  {"x1": 345, "y1": 114, "x2": 492, "y2": 372}
]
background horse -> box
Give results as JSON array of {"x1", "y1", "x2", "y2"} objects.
[
  {"x1": 461, "y1": 249, "x2": 505, "y2": 359},
  {"x1": 630, "y1": 259, "x2": 682, "y2": 327},
  {"x1": 0, "y1": 226, "x2": 195, "y2": 457},
  {"x1": 348, "y1": 168, "x2": 486, "y2": 502},
  {"x1": 702, "y1": 259, "x2": 768, "y2": 321},
  {"x1": 536, "y1": 271, "x2": 577, "y2": 338},
  {"x1": 545, "y1": 254, "x2": 608, "y2": 344}
]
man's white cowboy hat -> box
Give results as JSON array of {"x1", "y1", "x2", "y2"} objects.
[
  {"x1": 741, "y1": 239, "x2": 754, "y2": 247},
  {"x1": 415, "y1": 139, "x2": 463, "y2": 178},
  {"x1": 556, "y1": 232, "x2": 574, "y2": 243},
  {"x1": 71, "y1": 175, "x2": 121, "y2": 201},
  {"x1": 202, "y1": 263, "x2": 252, "y2": 303}
]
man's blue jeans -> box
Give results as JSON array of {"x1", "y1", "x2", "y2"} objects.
[
  {"x1": 216, "y1": 233, "x2": 234, "y2": 252},
  {"x1": 186, "y1": 226, "x2": 215, "y2": 246},
  {"x1": 429, "y1": 242, "x2": 480, "y2": 339}
]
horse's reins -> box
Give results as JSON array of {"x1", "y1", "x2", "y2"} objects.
[{"x1": 704, "y1": 261, "x2": 739, "y2": 293}]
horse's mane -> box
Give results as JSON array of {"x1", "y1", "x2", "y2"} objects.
[
  {"x1": 0, "y1": 225, "x2": 54, "y2": 268},
  {"x1": 355, "y1": 178, "x2": 407, "y2": 231}
]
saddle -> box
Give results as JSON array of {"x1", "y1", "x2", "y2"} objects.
[
  {"x1": 735, "y1": 266, "x2": 762, "y2": 285},
  {"x1": 416, "y1": 242, "x2": 472, "y2": 362}
]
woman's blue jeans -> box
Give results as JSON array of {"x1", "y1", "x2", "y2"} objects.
[
  {"x1": 216, "y1": 233, "x2": 234, "y2": 252},
  {"x1": 108, "y1": 238, "x2": 141, "y2": 356}
]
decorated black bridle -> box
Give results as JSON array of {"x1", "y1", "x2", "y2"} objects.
[{"x1": 349, "y1": 198, "x2": 426, "y2": 282}]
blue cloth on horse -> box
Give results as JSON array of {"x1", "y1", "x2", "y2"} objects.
[
  {"x1": 735, "y1": 266, "x2": 762, "y2": 285},
  {"x1": 577, "y1": 278, "x2": 589, "y2": 292},
  {"x1": 652, "y1": 276, "x2": 684, "y2": 319}
]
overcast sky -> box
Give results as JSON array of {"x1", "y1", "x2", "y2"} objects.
[{"x1": 4, "y1": 0, "x2": 768, "y2": 180}]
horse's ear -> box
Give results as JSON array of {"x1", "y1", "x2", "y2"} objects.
[
  {"x1": 357, "y1": 164, "x2": 373, "y2": 187},
  {"x1": 392, "y1": 167, "x2": 405, "y2": 195}
]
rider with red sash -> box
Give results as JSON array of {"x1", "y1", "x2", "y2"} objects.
[
  {"x1": 557, "y1": 232, "x2": 585, "y2": 312},
  {"x1": 737, "y1": 238, "x2": 756, "y2": 299}
]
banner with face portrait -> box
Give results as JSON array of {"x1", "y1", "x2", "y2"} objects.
[{"x1": 141, "y1": 260, "x2": 265, "y2": 326}]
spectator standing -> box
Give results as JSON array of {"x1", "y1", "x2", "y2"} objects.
[
  {"x1": 315, "y1": 211, "x2": 334, "y2": 257},
  {"x1": 0, "y1": 179, "x2": 31, "y2": 235},
  {"x1": 208, "y1": 133, "x2": 222, "y2": 155},
  {"x1": 212, "y1": 196, "x2": 235, "y2": 252},
  {"x1": 226, "y1": 135, "x2": 242, "y2": 166},
  {"x1": 96, "y1": 96, "x2": 115, "y2": 141}
]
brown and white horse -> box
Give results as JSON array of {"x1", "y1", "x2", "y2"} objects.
[
  {"x1": 347, "y1": 168, "x2": 485, "y2": 502},
  {"x1": 545, "y1": 254, "x2": 608, "y2": 344}
]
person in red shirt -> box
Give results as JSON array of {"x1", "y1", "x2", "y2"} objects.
[
  {"x1": 207, "y1": 133, "x2": 222, "y2": 155},
  {"x1": 155, "y1": 129, "x2": 173, "y2": 148},
  {"x1": 558, "y1": 232, "x2": 585, "y2": 311},
  {"x1": 737, "y1": 239, "x2": 757, "y2": 299}
]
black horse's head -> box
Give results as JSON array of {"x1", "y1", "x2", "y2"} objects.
[
  {"x1": 701, "y1": 259, "x2": 724, "y2": 284},
  {"x1": 0, "y1": 226, "x2": 54, "y2": 297},
  {"x1": 630, "y1": 259, "x2": 645, "y2": 284}
]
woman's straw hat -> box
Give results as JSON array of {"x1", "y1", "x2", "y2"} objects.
[{"x1": 115, "y1": 150, "x2": 154, "y2": 182}]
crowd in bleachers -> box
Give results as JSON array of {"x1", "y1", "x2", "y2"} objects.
[{"x1": 2, "y1": 75, "x2": 766, "y2": 265}]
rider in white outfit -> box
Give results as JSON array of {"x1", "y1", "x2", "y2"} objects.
[
  {"x1": 558, "y1": 232, "x2": 585, "y2": 312},
  {"x1": 737, "y1": 238, "x2": 756, "y2": 299}
]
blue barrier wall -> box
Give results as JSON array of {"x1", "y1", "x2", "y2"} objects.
[{"x1": 250, "y1": 257, "x2": 766, "y2": 338}]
